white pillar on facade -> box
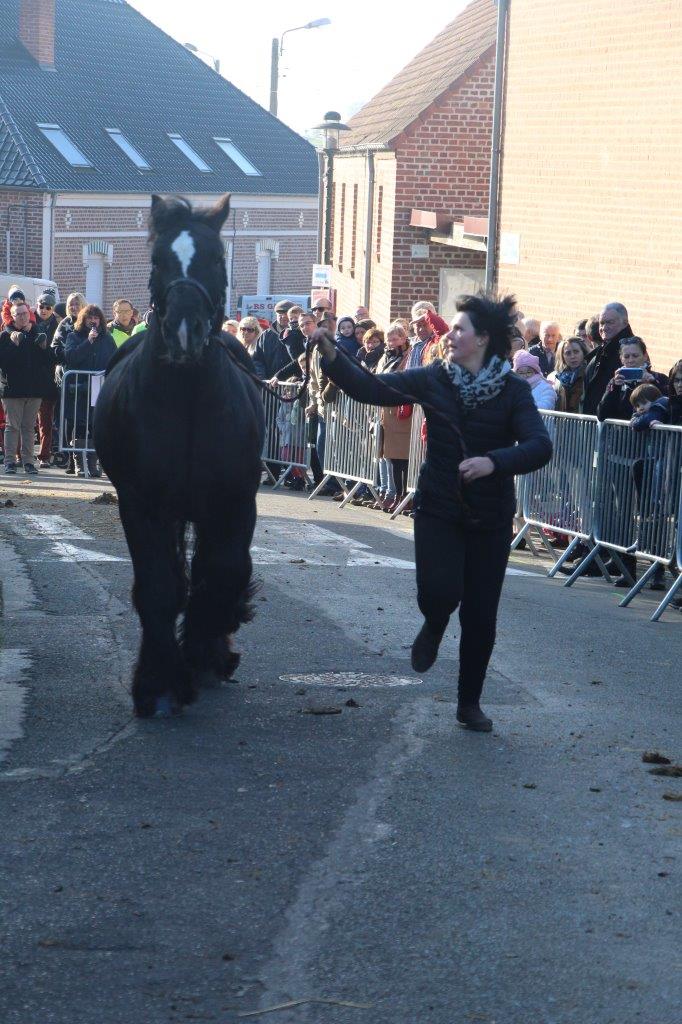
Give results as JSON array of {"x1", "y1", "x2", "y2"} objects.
[
  {"x1": 255, "y1": 239, "x2": 280, "y2": 295},
  {"x1": 82, "y1": 241, "x2": 113, "y2": 307}
]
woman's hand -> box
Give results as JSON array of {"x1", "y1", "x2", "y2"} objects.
[
  {"x1": 311, "y1": 328, "x2": 336, "y2": 362},
  {"x1": 459, "y1": 456, "x2": 495, "y2": 483},
  {"x1": 88, "y1": 328, "x2": 98, "y2": 343},
  {"x1": 305, "y1": 403, "x2": 316, "y2": 419},
  {"x1": 641, "y1": 369, "x2": 655, "y2": 383}
]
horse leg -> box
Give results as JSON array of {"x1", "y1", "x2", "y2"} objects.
[
  {"x1": 182, "y1": 506, "x2": 257, "y2": 685},
  {"x1": 117, "y1": 492, "x2": 193, "y2": 717}
]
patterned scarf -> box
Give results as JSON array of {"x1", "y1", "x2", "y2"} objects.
[{"x1": 444, "y1": 355, "x2": 511, "y2": 408}]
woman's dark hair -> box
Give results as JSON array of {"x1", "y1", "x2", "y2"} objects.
[
  {"x1": 668, "y1": 358, "x2": 682, "y2": 399},
  {"x1": 75, "y1": 304, "x2": 105, "y2": 333},
  {"x1": 574, "y1": 318, "x2": 588, "y2": 333},
  {"x1": 454, "y1": 293, "x2": 517, "y2": 363},
  {"x1": 619, "y1": 335, "x2": 647, "y2": 355}
]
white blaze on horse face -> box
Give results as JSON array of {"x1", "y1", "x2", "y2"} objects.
[
  {"x1": 178, "y1": 319, "x2": 189, "y2": 352},
  {"x1": 171, "y1": 230, "x2": 196, "y2": 278}
]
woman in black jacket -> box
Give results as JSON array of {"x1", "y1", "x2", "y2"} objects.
[
  {"x1": 64, "y1": 304, "x2": 116, "y2": 475},
  {"x1": 315, "y1": 294, "x2": 552, "y2": 732}
]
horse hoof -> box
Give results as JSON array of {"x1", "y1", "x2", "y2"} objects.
[{"x1": 153, "y1": 695, "x2": 180, "y2": 718}]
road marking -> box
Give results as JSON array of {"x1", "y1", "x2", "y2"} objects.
[
  {"x1": 8, "y1": 513, "x2": 125, "y2": 562},
  {"x1": 280, "y1": 672, "x2": 422, "y2": 688},
  {"x1": 0, "y1": 649, "x2": 30, "y2": 765}
]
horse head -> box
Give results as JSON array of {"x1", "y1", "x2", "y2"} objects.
[{"x1": 148, "y1": 194, "x2": 231, "y2": 364}]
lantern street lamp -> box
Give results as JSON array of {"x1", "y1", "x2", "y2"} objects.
[
  {"x1": 184, "y1": 42, "x2": 220, "y2": 74},
  {"x1": 313, "y1": 111, "x2": 351, "y2": 266},
  {"x1": 269, "y1": 18, "x2": 331, "y2": 117}
]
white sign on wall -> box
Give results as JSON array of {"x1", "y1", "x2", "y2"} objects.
[
  {"x1": 411, "y1": 244, "x2": 430, "y2": 260},
  {"x1": 500, "y1": 232, "x2": 521, "y2": 265},
  {"x1": 312, "y1": 264, "x2": 333, "y2": 288}
]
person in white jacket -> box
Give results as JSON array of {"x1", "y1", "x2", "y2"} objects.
[{"x1": 512, "y1": 349, "x2": 556, "y2": 410}]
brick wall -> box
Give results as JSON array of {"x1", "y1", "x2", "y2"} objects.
[
  {"x1": 497, "y1": 0, "x2": 682, "y2": 371},
  {"x1": 329, "y1": 52, "x2": 494, "y2": 326},
  {"x1": 0, "y1": 189, "x2": 45, "y2": 279},
  {"x1": 50, "y1": 198, "x2": 318, "y2": 317}
]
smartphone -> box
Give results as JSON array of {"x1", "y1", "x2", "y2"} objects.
[{"x1": 620, "y1": 367, "x2": 644, "y2": 382}]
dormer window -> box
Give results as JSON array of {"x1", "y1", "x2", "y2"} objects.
[
  {"x1": 167, "y1": 133, "x2": 211, "y2": 172},
  {"x1": 106, "y1": 129, "x2": 151, "y2": 170},
  {"x1": 37, "y1": 124, "x2": 92, "y2": 167},
  {"x1": 214, "y1": 138, "x2": 261, "y2": 176}
]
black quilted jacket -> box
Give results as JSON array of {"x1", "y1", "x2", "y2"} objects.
[{"x1": 323, "y1": 353, "x2": 553, "y2": 529}]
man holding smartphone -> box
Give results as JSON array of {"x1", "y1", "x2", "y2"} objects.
[{"x1": 0, "y1": 302, "x2": 56, "y2": 475}]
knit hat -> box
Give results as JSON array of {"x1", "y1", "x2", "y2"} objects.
[
  {"x1": 37, "y1": 291, "x2": 56, "y2": 307},
  {"x1": 513, "y1": 350, "x2": 544, "y2": 386},
  {"x1": 8, "y1": 286, "x2": 25, "y2": 302}
]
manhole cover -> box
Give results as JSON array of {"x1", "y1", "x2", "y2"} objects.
[{"x1": 279, "y1": 672, "x2": 422, "y2": 688}]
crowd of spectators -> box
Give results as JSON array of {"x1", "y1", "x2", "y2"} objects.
[{"x1": 1, "y1": 278, "x2": 680, "y2": 604}]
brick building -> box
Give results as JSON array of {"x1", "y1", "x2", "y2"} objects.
[
  {"x1": 495, "y1": 0, "x2": 682, "y2": 370},
  {"x1": 0, "y1": 0, "x2": 318, "y2": 317},
  {"x1": 324, "y1": 0, "x2": 496, "y2": 326}
]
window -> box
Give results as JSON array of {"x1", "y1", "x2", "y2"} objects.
[
  {"x1": 350, "y1": 184, "x2": 358, "y2": 276},
  {"x1": 213, "y1": 138, "x2": 261, "y2": 176},
  {"x1": 106, "y1": 129, "x2": 151, "y2": 170},
  {"x1": 338, "y1": 183, "x2": 346, "y2": 272},
  {"x1": 167, "y1": 134, "x2": 211, "y2": 172},
  {"x1": 375, "y1": 186, "x2": 383, "y2": 263},
  {"x1": 37, "y1": 124, "x2": 92, "y2": 167}
]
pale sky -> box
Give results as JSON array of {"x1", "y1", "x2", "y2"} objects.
[{"x1": 128, "y1": 0, "x2": 470, "y2": 138}]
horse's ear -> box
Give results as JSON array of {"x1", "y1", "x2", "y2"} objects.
[{"x1": 202, "y1": 194, "x2": 231, "y2": 234}]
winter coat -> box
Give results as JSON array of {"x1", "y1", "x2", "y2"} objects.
[
  {"x1": 581, "y1": 327, "x2": 632, "y2": 414},
  {"x1": 553, "y1": 366, "x2": 586, "y2": 413},
  {"x1": 530, "y1": 377, "x2": 557, "y2": 411},
  {"x1": 34, "y1": 312, "x2": 60, "y2": 345},
  {"x1": 52, "y1": 315, "x2": 77, "y2": 364},
  {"x1": 252, "y1": 327, "x2": 287, "y2": 379},
  {"x1": 376, "y1": 347, "x2": 411, "y2": 460},
  {"x1": 273, "y1": 328, "x2": 306, "y2": 382},
  {"x1": 323, "y1": 352, "x2": 552, "y2": 530},
  {"x1": 597, "y1": 370, "x2": 668, "y2": 422},
  {"x1": 631, "y1": 398, "x2": 669, "y2": 431},
  {"x1": 65, "y1": 328, "x2": 117, "y2": 374},
  {"x1": 0, "y1": 324, "x2": 58, "y2": 399}
]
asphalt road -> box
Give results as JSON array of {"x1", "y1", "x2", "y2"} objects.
[{"x1": 0, "y1": 473, "x2": 680, "y2": 1024}]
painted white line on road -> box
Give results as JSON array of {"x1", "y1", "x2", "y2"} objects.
[
  {"x1": 7, "y1": 513, "x2": 125, "y2": 563},
  {"x1": 280, "y1": 672, "x2": 422, "y2": 688},
  {"x1": 10, "y1": 513, "x2": 91, "y2": 540},
  {"x1": 0, "y1": 649, "x2": 30, "y2": 765}
]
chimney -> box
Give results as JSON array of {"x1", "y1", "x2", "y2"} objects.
[{"x1": 19, "y1": 0, "x2": 56, "y2": 69}]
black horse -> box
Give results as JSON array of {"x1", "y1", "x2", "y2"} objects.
[{"x1": 94, "y1": 194, "x2": 264, "y2": 717}]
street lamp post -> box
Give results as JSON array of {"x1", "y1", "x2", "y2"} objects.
[
  {"x1": 184, "y1": 42, "x2": 220, "y2": 74},
  {"x1": 269, "y1": 18, "x2": 331, "y2": 117},
  {"x1": 313, "y1": 111, "x2": 350, "y2": 266}
]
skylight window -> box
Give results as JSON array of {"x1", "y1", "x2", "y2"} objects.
[
  {"x1": 167, "y1": 134, "x2": 211, "y2": 172},
  {"x1": 214, "y1": 138, "x2": 261, "y2": 176},
  {"x1": 37, "y1": 124, "x2": 92, "y2": 167},
  {"x1": 106, "y1": 129, "x2": 151, "y2": 170}
]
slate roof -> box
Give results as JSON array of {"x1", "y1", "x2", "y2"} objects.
[
  {"x1": 342, "y1": 0, "x2": 496, "y2": 150},
  {"x1": 0, "y1": 0, "x2": 318, "y2": 195}
]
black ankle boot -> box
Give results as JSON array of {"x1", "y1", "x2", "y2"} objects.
[
  {"x1": 456, "y1": 702, "x2": 493, "y2": 732},
  {"x1": 410, "y1": 621, "x2": 444, "y2": 673}
]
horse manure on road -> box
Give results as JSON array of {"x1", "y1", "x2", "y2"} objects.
[{"x1": 642, "y1": 751, "x2": 672, "y2": 765}]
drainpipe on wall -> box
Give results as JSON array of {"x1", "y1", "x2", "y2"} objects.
[
  {"x1": 42, "y1": 192, "x2": 55, "y2": 281},
  {"x1": 485, "y1": 0, "x2": 509, "y2": 293},
  {"x1": 363, "y1": 148, "x2": 375, "y2": 311},
  {"x1": 316, "y1": 150, "x2": 325, "y2": 264}
]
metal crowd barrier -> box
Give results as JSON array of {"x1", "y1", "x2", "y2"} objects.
[
  {"x1": 513, "y1": 411, "x2": 610, "y2": 573},
  {"x1": 308, "y1": 391, "x2": 381, "y2": 507},
  {"x1": 261, "y1": 382, "x2": 312, "y2": 487},
  {"x1": 390, "y1": 404, "x2": 425, "y2": 518},
  {"x1": 58, "y1": 369, "x2": 105, "y2": 478}
]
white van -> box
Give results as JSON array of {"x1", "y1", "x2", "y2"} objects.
[{"x1": 0, "y1": 274, "x2": 60, "y2": 309}]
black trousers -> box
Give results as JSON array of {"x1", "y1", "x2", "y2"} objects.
[
  {"x1": 391, "y1": 458, "x2": 408, "y2": 496},
  {"x1": 413, "y1": 513, "x2": 512, "y2": 704}
]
